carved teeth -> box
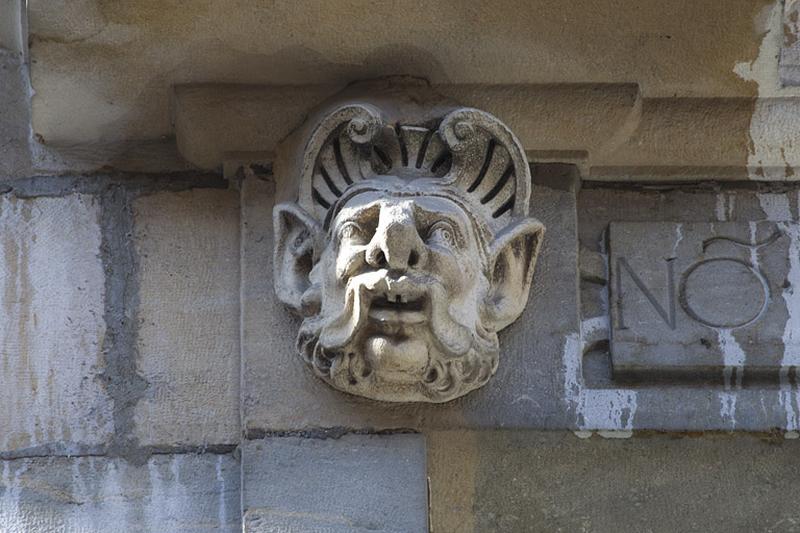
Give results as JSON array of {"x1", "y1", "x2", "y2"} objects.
[{"x1": 370, "y1": 293, "x2": 425, "y2": 312}]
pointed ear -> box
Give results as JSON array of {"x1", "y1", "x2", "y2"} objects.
[
  {"x1": 273, "y1": 202, "x2": 322, "y2": 313},
  {"x1": 485, "y1": 217, "x2": 545, "y2": 330}
]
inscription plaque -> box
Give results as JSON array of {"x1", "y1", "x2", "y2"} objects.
[{"x1": 609, "y1": 222, "x2": 794, "y2": 383}]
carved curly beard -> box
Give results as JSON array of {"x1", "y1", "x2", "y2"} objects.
[{"x1": 295, "y1": 272, "x2": 500, "y2": 402}]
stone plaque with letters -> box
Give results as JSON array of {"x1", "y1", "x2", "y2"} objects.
[{"x1": 609, "y1": 221, "x2": 796, "y2": 383}]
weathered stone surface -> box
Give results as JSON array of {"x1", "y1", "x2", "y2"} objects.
[
  {"x1": 0, "y1": 453, "x2": 239, "y2": 532},
  {"x1": 243, "y1": 434, "x2": 427, "y2": 533},
  {"x1": 133, "y1": 189, "x2": 240, "y2": 446},
  {"x1": 0, "y1": 0, "x2": 25, "y2": 54},
  {"x1": 780, "y1": 0, "x2": 800, "y2": 86},
  {"x1": 609, "y1": 221, "x2": 792, "y2": 382},
  {"x1": 28, "y1": 0, "x2": 770, "y2": 148},
  {"x1": 0, "y1": 195, "x2": 111, "y2": 453},
  {"x1": 0, "y1": 0, "x2": 30, "y2": 179},
  {"x1": 273, "y1": 102, "x2": 543, "y2": 402},
  {"x1": 0, "y1": 49, "x2": 31, "y2": 179},
  {"x1": 428, "y1": 430, "x2": 800, "y2": 533},
  {"x1": 578, "y1": 186, "x2": 800, "y2": 431},
  {"x1": 243, "y1": 173, "x2": 578, "y2": 430},
  {"x1": 174, "y1": 82, "x2": 641, "y2": 171},
  {"x1": 735, "y1": 2, "x2": 800, "y2": 181},
  {"x1": 174, "y1": 82, "x2": 788, "y2": 181},
  {"x1": 27, "y1": 2, "x2": 800, "y2": 180}
]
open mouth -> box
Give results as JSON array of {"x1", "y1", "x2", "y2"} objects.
[
  {"x1": 368, "y1": 292, "x2": 428, "y2": 324},
  {"x1": 371, "y1": 293, "x2": 426, "y2": 312}
]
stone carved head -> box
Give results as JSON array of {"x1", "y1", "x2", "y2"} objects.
[{"x1": 274, "y1": 103, "x2": 544, "y2": 402}]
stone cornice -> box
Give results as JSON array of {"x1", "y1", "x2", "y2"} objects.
[{"x1": 173, "y1": 81, "x2": 800, "y2": 182}]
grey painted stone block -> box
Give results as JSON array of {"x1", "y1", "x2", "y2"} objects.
[
  {"x1": 243, "y1": 434, "x2": 428, "y2": 533},
  {"x1": 0, "y1": 453, "x2": 239, "y2": 532},
  {"x1": 0, "y1": 195, "x2": 111, "y2": 453},
  {"x1": 780, "y1": 0, "x2": 800, "y2": 87},
  {"x1": 0, "y1": 49, "x2": 31, "y2": 179},
  {"x1": 609, "y1": 221, "x2": 793, "y2": 383},
  {"x1": 577, "y1": 187, "x2": 800, "y2": 432},
  {"x1": 241, "y1": 175, "x2": 579, "y2": 431},
  {"x1": 133, "y1": 189, "x2": 240, "y2": 446}
]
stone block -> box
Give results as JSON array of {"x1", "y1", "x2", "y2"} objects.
[
  {"x1": 428, "y1": 430, "x2": 800, "y2": 533},
  {"x1": 780, "y1": 0, "x2": 800, "y2": 86},
  {"x1": 0, "y1": 195, "x2": 111, "y2": 453},
  {"x1": 241, "y1": 176, "x2": 579, "y2": 431},
  {"x1": 575, "y1": 187, "x2": 800, "y2": 432},
  {"x1": 609, "y1": 221, "x2": 792, "y2": 382},
  {"x1": 242, "y1": 434, "x2": 427, "y2": 533},
  {"x1": 0, "y1": 49, "x2": 31, "y2": 179},
  {"x1": 133, "y1": 188, "x2": 240, "y2": 446},
  {"x1": 0, "y1": 453, "x2": 239, "y2": 532}
]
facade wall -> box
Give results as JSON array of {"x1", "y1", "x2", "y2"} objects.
[
  {"x1": 2, "y1": 1, "x2": 800, "y2": 531},
  {"x1": 0, "y1": 172, "x2": 797, "y2": 531}
]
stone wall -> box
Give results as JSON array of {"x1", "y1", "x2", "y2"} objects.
[
  {"x1": 0, "y1": 168, "x2": 798, "y2": 531},
  {"x1": 3, "y1": 1, "x2": 800, "y2": 532}
]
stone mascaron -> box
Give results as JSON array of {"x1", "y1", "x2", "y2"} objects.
[{"x1": 273, "y1": 103, "x2": 544, "y2": 402}]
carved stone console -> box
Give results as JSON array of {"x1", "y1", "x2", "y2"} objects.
[{"x1": 272, "y1": 103, "x2": 544, "y2": 402}]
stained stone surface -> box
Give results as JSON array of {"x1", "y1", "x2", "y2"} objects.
[
  {"x1": 0, "y1": 49, "x2": 31, "y2": 179},
  {"x1": 428, "y1": 430, "x2": 800, "y2": 533},
  {"x1": 780, "y1": 0, "x2": 800, "y2": 86},
  {"x1": 0, "y1": 453, "x2": 240, "y2": 532},
  {"x1": 578, "y1": 186, "x2": 800, "y2": 432},
  {"x1": 242, "y1": 434, "x2": 427, "y2": 533},
  {"x1": 133, "y1": 189, "x2": 241, "y2": 446},
  {"x1": 27, "y1": 0, "x2": 771, "y2": 147},
  {"x1": 609, "y1": 221, "x2": 793, "y2": 382},
  {"x1": 241, "y1": 174, "x2": 579, "y2": 431},
  {"x1": 0, "y1": 195, "x2": 111, "y2": 453}
]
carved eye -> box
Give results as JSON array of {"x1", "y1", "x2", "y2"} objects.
[
  {"x1": 427, "y1": 221, "x2": 458, "y2": 248},
  {"x1": 338, "y1": 222, "x2": 367, "y2": 243}
]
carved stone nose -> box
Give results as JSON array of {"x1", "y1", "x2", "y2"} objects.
[{"x1": 366, "y1": 206, "x2": 427, "y2": 271}]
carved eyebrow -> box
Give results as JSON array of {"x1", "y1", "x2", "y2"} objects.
[
  {"x1": 332, "y1": 203, "x2": 380, "y2": 232},
  {"x1": 411, "y1": 202, "x2": 470, "y2": 231}
]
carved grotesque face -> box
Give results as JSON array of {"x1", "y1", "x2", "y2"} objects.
[
  {"x1": 307, "y1": 182, "x2": 496, "y2": 400},
  {"x1": 274, "y1": 104, "x2": 543, "y2": 402}
]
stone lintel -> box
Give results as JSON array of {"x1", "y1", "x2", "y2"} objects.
[{"x1": 173, "y1": 82, "x2": 800, "y2": 181}]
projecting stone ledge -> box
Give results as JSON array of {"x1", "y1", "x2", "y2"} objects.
[{"x1": 173, "y1": 80, "x2": 800, "y2": 182}]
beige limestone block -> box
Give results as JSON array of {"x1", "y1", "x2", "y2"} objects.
[
  {"x1": 0, "y1": 195, "x2": 111, "y2": 452},
  {"x1": 133, "y1": 188, "x2": 240, "y2": 446},
  {"x1": 28, "y1": 0, "x2": 770, "y2": 148}
]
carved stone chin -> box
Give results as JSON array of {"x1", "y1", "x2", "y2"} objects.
[{"x1": 273, "y1": 101, "x2": 544, "y2": 403}]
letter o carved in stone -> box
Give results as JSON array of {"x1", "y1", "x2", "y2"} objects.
[{"x1": 678, "y1": 257, "x2": 770, "y2": 329}]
